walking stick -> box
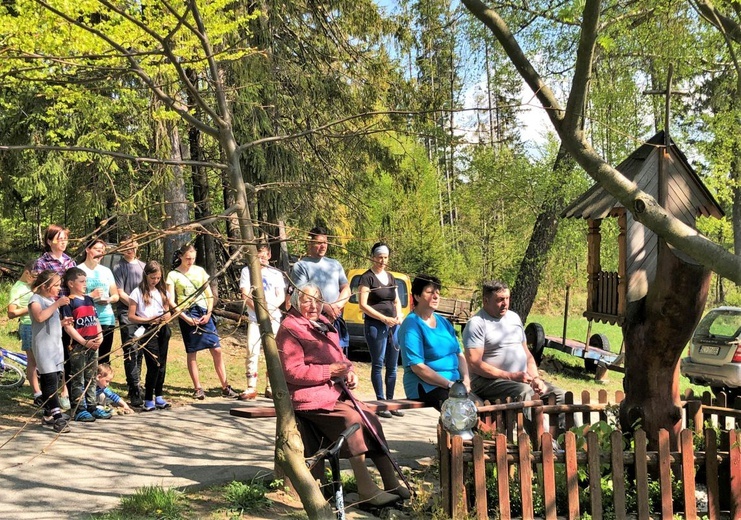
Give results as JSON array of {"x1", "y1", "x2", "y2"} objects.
[
  {"x1": 334, "y1": 379, "x2": 415, "y2": 497},
  {"x1": 306, "y1": 423, "x2": 360, "y2": 520}
]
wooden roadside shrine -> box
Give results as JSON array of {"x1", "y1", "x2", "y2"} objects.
[{"x1": 560, "y1": 127, "x2": 725, "y2": 447}]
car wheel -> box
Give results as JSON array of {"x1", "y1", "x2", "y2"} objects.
[
  {"x1": 584, "y1": 333, "x2": 611, "y2": 373},
  {"x1": 588, "y1": 333, "x2": 611, "y2": 352},
  {"x1": 525, "y1": 322, "x2": 546, "y2": 366}
]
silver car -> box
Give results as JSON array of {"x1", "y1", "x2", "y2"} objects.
[{"x1": 680, "y1": 306, "x2": 741, "y2": 400}]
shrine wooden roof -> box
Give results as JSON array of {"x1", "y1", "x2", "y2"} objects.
[{"x1": 561, "y1": 131, "x2": 724, "y2": 223}]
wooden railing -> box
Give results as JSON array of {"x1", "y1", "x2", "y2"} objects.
[
  {"x1": 439, "y1": 390, "x2": 741, "y2": 519},
  {"x1": 585, "y1": 270, "x2": 622, "y2": 323}
]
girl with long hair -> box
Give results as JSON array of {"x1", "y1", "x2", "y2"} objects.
[{"x1": 128, "y1": 261, "x2": 174, "y2": 411}]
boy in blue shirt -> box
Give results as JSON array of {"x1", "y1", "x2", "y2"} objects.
[{"x1": 96, "y1": 364, "x2": 134, "y2": 414}]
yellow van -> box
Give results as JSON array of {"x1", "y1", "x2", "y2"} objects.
[{"x1": 343, "y1": 269, "x2": 412, "y2": 353}]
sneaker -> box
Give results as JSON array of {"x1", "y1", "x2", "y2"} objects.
[
  {"x1": 376, "y1": 410, "x2": 392, "y2": 419},
  {"x1": 59, "y1": 396, "x2": 71, "y2": 411},
  {"x1": 155, "y1": 397, "x2": 171, "y2": 409},
  {"x1": 74, "y1": 410, "x2": 96, "y2": 422},
  {"x1": 142, "y1": 401, "x2": 156, "y2": 412},
  {"x1": 129, "y1": 389, "x2": 143, "y2": 408},
  {"x1": 33, "y1": 395, "x2": 44, "y2": 407},
  {"x1": 390, "y1": 410, "x2": 405, "y2": 417},
  {"x1": 221, "y1": 385, "x2": 239, "y2": 398},
  {"x1": 52, "y1": 418, "x2": 71, "y2": 434},
  {"x1": 42, "y1": 413, "x2": 71, "y2": 426},
  {"x1": 238, "y1": 390, "x2": 257, "y2": 401},
  {"x1": 193, "y1": 388, "x2": 205, "y2": 400},
  {"x1": 91, "y1": 407, "x2": 112, "y2": 420}
]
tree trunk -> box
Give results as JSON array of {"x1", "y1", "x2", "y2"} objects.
[
  {"x1": 220, "y1": 130, "x2": 333, "y2": 519},
  {"x1": 187, "y1": 68, "x2": 218, "y2": 290},
  {"x1": 161, "y1": 120, "x2": 190, "y2": 266},
  {"x1": 222, "y1": 167, "x2": 241, "y2": 258},
  {"x1": 619, "y1": 240, "x2": 711, "y2": 449},
  {"x1": 511, "y1": 146, "x2": 574, "y2": 322},
  {"x1": 732, "y1": 154, "x2": 741, "y2": 258}
]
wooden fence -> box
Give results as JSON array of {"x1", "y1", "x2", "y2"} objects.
[{"x1": 439, "y1": 390, "x2": 741, "y2": 519}]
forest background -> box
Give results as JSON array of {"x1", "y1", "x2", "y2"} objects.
[{"x1": 0, "y1": 0, "x2": 738, "y2": 319}]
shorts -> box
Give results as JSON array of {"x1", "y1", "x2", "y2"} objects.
[{"x1": 18, "y1": 323, "x2": 33, "y2": 352}]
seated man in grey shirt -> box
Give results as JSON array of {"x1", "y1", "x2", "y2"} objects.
[{"x1": 462, "y1": 280, "x2": 565, "y2": 432}]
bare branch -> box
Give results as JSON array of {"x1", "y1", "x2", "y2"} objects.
[
  {"x1": 0, "y1": 145, "x2": 227, "y2": 170},
  {"x1": 96, "y1": 0, "x2": 223, "y2": 127},
  {"x1": 563, "y1": 0, "x2": 601, "y2": 136},
  {"x1": 459, "y1": 0, "x2": 566, "y2": 129},
  {"x1": 188, "y1": 0, "x2": 231, "y2": 131}
]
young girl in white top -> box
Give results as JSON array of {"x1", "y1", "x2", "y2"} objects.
[
  {"x1": 29, "y1": 270, "x2": 71, "y2": 433},
  {"x1": 128, "y1": 261, "x2": 174, "y2": 411}
]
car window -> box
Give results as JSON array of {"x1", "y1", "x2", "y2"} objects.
[
  {"x1": 396, "y1": 279, "x2": 408, "y2": 309},
  {"x1": 349, "y1": 276, "x2": 360, "y2": 304},
  {"x1": 707, "y1": 314, "x2": 741, "y2": 338}
]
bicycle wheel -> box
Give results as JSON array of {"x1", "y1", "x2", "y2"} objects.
[{"x1": 0, "y1": 363, "x2": 25, "y2": 389}]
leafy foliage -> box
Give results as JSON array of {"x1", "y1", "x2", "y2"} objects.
[
  {"x1": 223, "y1": 479, "x2": 272, "y2": 513},
  {"x1": 118, "y1": 485, "x2": 186, "y2": 520}
]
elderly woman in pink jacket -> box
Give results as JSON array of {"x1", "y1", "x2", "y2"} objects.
[{"x1": 277, "y1": 283, "x2": 409, "y2": 507}]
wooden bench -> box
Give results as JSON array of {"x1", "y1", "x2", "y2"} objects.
[{"x1": 230, "y1": 399, "x2": 432, "y2": 419}]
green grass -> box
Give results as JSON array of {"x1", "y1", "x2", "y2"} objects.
[
  {"x1": 527, "y1": 313, "x2": 709, "y2": 399},
  {"x1": 91, "y1": 485, "x2": 186, "y2": 520},
  {"x1": 223, "y1": 479, "x2": 272, "y2": 513},
  {"x1": 527, "y1": 312, "x2": 624, "y2": 352}
]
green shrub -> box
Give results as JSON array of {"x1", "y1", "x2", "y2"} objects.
[
  {"x1": 118, "y1": 485, "x2": 186, "y2": 520},
  {"x1": 223, "y1": 479, "x2": 272, "y2": 513}
]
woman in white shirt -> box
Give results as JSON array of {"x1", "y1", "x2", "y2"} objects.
[{"x1": 129, "y1": 261, "x2": 174, "y2": 411}]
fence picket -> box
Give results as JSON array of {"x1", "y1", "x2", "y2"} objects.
[
  {"x1": 610, "y1": 430, "x2": 626, "y2": 520},
  {"x1": 565, "y1": 392, "x2": 576, "y2": 430},
  {"x1": 680, "y1": 428, "x2": 697, "y2": 518},
  {"x1": 705, "y1": 428, "x2": 720, "y2": 520},
  {"x1": 564, "y1": 431, "x2": 580, "y2": 520},
  {"x1": 541, "y1": 432, "x2": 557, "y2": 520},
  {"x1": 582, "y1": 390, "x2": 591, "y2": 425},
  {"x1": 473, "y1": 435, "x2": 487, "y2": 520},
  {"x1": 586, "y1": 431, "x2": 602, "y2": 520},
  {"x1": 451, "y1": 435, "x2": 465, "y2": 518},
  {"x1": 730, "y1": 430, "x2": 740, "y2": 519},
  {"x1": 634, "y1": 429, "x2": 650, "y2": 519},
  {"x1": 439, "y1": 425, "x2": 450, "y2": 515},
  {"x1": 518, "y1": 432, "x2": 534, "y2": 520},
  {"x1": 496, "y1": 433, "x2": 510, "y2": 520},
  {"x1": 658, "y1": 429, "x2": 673, "y2": 518}
]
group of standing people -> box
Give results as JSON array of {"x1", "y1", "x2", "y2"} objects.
[
  {"x1": 7, "y1": 226, "x2": 242, "y2": 433},
  {"x1": 8, "y1": 223, "x2": 564, "y2": 509}
]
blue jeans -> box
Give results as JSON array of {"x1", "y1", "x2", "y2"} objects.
[{"x1": 364, "y1": 318, "x2": 398, "y2": 400}]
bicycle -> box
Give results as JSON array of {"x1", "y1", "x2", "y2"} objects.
[{"x1": 0, "y1": 348, "x2": 27, "y2": 389}]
